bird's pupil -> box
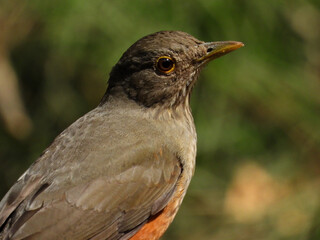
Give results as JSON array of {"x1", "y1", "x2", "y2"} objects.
[{"x1": 160, "y1": 58, "x2": 172, "y2": 70}]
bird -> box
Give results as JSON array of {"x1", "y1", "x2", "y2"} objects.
[{"x1": 0, "y1": 31, "x2": 243, "y2": 240}]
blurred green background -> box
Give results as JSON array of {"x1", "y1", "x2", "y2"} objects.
[{"x1": 1, "y1": 0, "x2": 320, "y2": 239}]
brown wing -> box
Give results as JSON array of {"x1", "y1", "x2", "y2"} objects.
[
  {"x1": 0, "y1": 140, "x2": 181, "y2": 240},
  {"x1": 0, "y1": 105, "x2": 184, "y2": 240},
  {"x1": 0, "y1": 173, "x2": 42, "y2": 228}
]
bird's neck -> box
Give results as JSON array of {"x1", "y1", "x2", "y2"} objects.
[{"x1": 100, "y1": 86, "x2": 193, "y2": 122}]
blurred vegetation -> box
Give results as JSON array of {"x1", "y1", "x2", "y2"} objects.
[{"x1": 0, "y1": 0, "x2": 320, "y2": 239}]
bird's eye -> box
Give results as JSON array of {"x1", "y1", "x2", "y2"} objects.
[{"x1": 156, "y1": 56, "x2": 175, "y2": 74}]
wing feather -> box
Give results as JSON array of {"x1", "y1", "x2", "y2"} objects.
[{"x1": 0, "y1": 107, "x2": 183, "y2": 240}]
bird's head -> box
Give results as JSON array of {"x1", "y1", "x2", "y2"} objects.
[{"x1": 105, "y1": 31, "x2": 243, "y2": 109}]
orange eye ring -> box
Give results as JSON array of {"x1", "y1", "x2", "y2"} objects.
[{"x1": 156, "y1": 56, "x2": 175, "y2": 74}]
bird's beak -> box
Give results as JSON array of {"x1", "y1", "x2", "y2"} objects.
[{"x1": 197, "y1": 41, "x2": 244, "y2": 63}]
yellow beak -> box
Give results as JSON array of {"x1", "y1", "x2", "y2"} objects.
[{"x1": 197, "y1": 41, "x2": 244, "y2": 63}]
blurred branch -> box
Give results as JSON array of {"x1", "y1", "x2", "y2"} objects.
[
  {"x1": 0, "y1": 52, "x2": 32, "y2": 139},
  {"x1": 0, "y1": 1, "x2": 35, "y2": 139}
]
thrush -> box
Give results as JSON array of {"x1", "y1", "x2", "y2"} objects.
[{"x1": 0, "y1": 31, "x2": 243, "y2": 240}]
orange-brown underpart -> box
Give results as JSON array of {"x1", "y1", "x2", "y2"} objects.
[{"x1": 130, "y1": 187, "x2": 184, "y2": 240}]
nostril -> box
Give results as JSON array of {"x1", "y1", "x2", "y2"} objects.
[{"x1": 207, "y1": 48, "x2": 213, "y2": 53}]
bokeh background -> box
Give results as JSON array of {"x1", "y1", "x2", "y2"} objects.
[{"x1": 1, "y1": 0, "x2": 320, "y2": 239}]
